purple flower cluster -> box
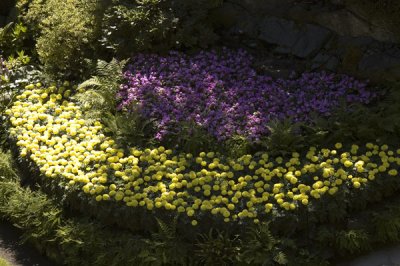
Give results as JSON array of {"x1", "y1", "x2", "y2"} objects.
[{"x1": 119, "y1": 49, "x2": 375, "y2": 141}]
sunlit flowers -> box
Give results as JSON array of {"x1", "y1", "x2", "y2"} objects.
[{"x1": 7, "y1": 83, "x2": 398, "y2": 226}]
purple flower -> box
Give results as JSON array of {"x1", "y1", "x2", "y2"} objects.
[{"x1": 119, "y1": 49, "x2": 376, "y2": 142}]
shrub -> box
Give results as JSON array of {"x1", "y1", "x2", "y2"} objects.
[
  {"x1": 18, "y1": 0, "x2": 223, "y2": 78},
  {"x1": 100, "y1": 0, "x2": 222, "y2": 58},
  {"x1": 19, "y1": 0, "x2": 101, "y2": 78},
  {"x1": 0, "y1": 22, "x2": 28, "y2": 57}
]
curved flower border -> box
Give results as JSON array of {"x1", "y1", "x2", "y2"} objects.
[{"x1": 7, "y1": 84, "x2": 400, "y2": 225}]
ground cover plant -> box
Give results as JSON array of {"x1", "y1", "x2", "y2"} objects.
[{"x1": 119, "y1": 49, "x2": 376, "y2": 143}]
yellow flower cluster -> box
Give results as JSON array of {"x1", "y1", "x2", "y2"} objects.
[{"x1": 7, "y1": 84, "x2": 400, "y2": 225}]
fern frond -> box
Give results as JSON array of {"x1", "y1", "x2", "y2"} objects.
[
  {"x1": 0, "y1": 23, "x2": 13, "y2": 40},
  {"x1": 0, "y1": 150, "x2": 18, "y2": 179},
  {"x1": 273, "y1": 251, "x2": 288, "y2": 265},
  {"x1": 153, "y1": 216, "x2": 178, "y2": 241},
  {"x1": 77, "y1": 76, "x2": 102, "y2": 90},
  {"x1": 95, "y1": 58, "x2": 128, "y2": 78}
]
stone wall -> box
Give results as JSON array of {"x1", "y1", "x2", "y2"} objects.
[{"x1": 212, "y1": 0, "x2": 400, "y2": 82}]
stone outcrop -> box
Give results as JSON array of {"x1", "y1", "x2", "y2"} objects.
[{"x1": 213, "y1": 0, "x2": 400, "y2": 82}]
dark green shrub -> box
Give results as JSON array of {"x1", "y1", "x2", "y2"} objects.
[
  {"x1": 100, "y1": 0, "x2": 222, "y2": 58},
  {"x1": 0, "y1": 22, "x2": 28, "y2": 57},
  {"x1": 18, "y1": 0, "x2": 222, "y2": 78}
]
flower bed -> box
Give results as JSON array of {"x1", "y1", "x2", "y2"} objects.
[
  {"x1": 7, "y1": 83, "x2": 400, "y2": 227},
  {"x1": 119, "y1": 49, "x2": 376, "y2": 141}
]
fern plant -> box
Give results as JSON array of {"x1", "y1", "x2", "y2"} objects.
[
  {"x1": 335, "y1": 229, "x2": 371, "y2": 255},
  {"x1": 0, "y1": 150, "x2": 18, "y2": 180},
  {"x1": 371, "y1": 209, "x2": 400, "y2": 243},
  {"x1": 76, "y1": 58, "x2": 154, "y2": 147},
  {"x1": 240, "y1": 222, "x2": 288, "y2": 266},
  {"x1": 195, "y1": 229, "x2": 241, "y2": 266},
  {"x1": 140, "y1": 216, "x2": 190, "y2": 266},
  {"x1": 76, "y1": 58, "x2": 128, "y2": 120},
  {"x1": 257, "y1": 119, "x2": 305, "y2": 156}
]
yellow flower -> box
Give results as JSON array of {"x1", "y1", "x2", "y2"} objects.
[
  {"x1": 344, "y1": 160, "x2": 353, "y2": 168},
  {"x1": 353, "y1": 181, "x2": 361, "y2": 188},
  {"x1": 335, "y1": 143, "x2": 343, "y2": 149},
  {"x1": 388, "y1": 169, "x2": 398, "y2": 176}
]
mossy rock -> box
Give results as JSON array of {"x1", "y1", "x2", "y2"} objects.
[{"x1": 345, "y1": 0, "x2": 400, "y2": 42}]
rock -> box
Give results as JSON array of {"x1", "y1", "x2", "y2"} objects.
[
  {"x1": 359, "y1": 52, "x2": 400, "y2": 71},
  {"x1": 358, "y1": 51, "x2": 400, "y2": 81},
  {"x1": 228, "y1": 0, "x2": 295, "y2": 17},
  {"x1": 311, "y1": 53, "x2": 339, "y2": 71},
  {"x1": 273, "y1": 46, "x2": 292, "y2": 54},
  {"x1": 312, "y1": 52, "x2": 331, "y2": 66},
  {"x1": 314, "y1": 9, "x2": 398, "y2": 43},
  {"x1": 291, "y1": 24, "x2": 332, "y2": 58},
  {"x1": 340, "y1": 46, "x2": 364, "y2": 74},
  {"x1": 325, "y1": 56, "x2": 340, "y2": 71},
  {"x1": 211, "y1": 2, "x2": 242, "y2": 29},
  {"x1": 258, "y1": 17, "x2": 301, "y2": 49},
  {"x1": 259, "y1": 17, "x2": 331, "y2": 58},
  {"x1": 336, "y1": 35, "x2": 375, "y2": 49}
]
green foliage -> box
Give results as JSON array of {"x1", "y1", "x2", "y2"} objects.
[
  {"x1": 0, "y1": 53, "x2": 40, "y2": 147},
  {"x1": 257, "y1": 119, "x2": 306, "y2": 156},
  {"x1": 0, "y1": 22, "x2": 28, "y2": 57},
  {"x1": 0, "y1": 258, "x2": 11, "y2": 266},
  {"x1": 141, "y1": 216, "x2": 189, "y2": 266},
  {"x1": 162, "y1": 120, "x2": 219, "y2": 155},
  {"x1": 224, "y1": 134, "x2": 252, "y2": 158},
  {"x1": 76, "y1": 58, "x2": 155, "y2": 147},
  {"x1": 104, "y1": 111, "x2": 156, "y2": 148},
  {"x1": 0, "y1": 150, "x2": 18, "y2": 179},
  {"x1": 18, "y1": 0, "x2": 222, "y2": 77},
  {"x1": 241, "y1": 223, "x2": 289, "y2": 265},
  {"x1": 335, "y1": 229, "x2": 371, "y2": 255},
  {"x1": 20, "y1": 0, "x2": 101, "y2": 78},
  {"x1": 371, "y1": 208, "x2": 400, "y2": 242},
  {"x1": 101, "y1": 0, "x2": 222, "y2": 58},
  {"x1": 77, "y1": 58, "x2": 128, "y2": 119},
  {"x1": 311, "y1": 85, "x2": 400, "y2": 146},
  {"x1": 195, "y1": 229, "x2": 241, "y2": 266}
]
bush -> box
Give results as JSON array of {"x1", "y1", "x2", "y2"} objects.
[
  {"x1": 0, "y1": 22, "x2": 28, "y2": 57},
  {"x1": 19, "y1": 0, "x2": 101, "y2": 78},
  {"x1": 100, "y1": 0, "x2": 222, "y2": 58},
  {"x1": 18, "y1": 0, "x2": 223, "y2": 78}
]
